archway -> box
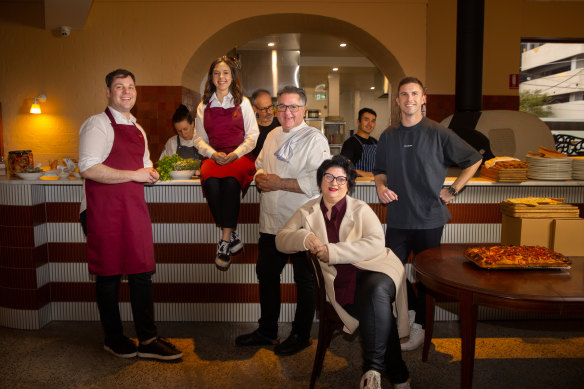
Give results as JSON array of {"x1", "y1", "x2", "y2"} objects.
[{"x1": 181, "y1": 13, "x2": 406, "y2": 112}]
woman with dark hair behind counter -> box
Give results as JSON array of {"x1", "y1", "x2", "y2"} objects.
[
  {"x1": 159, "y1": 104, "x2": 200, "y2": 163},
  {"x1": 275, "y1": 155, "x2": 411, "y2": 389},
  {"x1": 193, "y1": 56, "x2": 259, "y2": 271}
]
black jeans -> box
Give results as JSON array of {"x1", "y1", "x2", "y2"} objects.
[
  {"x1": 203, "y1": 177, "x2": 241, "y2": 229},
  {"x1": 345, "y1": 271, "x2": 409, "y2": 383},
  {"x1": 95, "y1": 272, "x2": 157, "y2": 342},
  {"x1": 256, "y1": 233, "x2": 315, "y2": 339},
  {"x1": 386, "y1": 226, "x2": 444, "y2": 327}
]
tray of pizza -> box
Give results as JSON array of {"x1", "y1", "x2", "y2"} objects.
[
  {"x1": 464, "y1": 245, "x2": 571, "y2": 269},
  {"x1": 480, "y1": 160, "x2": 528, "y2": 182}
]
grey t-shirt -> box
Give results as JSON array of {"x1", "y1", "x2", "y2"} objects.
[{"x1": 373, "y1": 117, "x2": 482, "y2": 229}]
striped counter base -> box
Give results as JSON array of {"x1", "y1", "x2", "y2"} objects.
[{"x1": 1, "y1": 177, "x2": 583, "y2": 329}]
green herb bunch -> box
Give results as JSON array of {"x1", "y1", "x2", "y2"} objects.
[
  {"x1": 173, "y1": 159, "x2": 201, "y2": 171},
  {"x1": 156, "y1": 154, "x2": 201, "y2": 181}
]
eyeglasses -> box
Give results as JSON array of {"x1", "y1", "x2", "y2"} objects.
[
  {"x1": 277, "y1": 104, "x2": 303, "y2": 112},
  {"x1": 323, "y1": 173, "x2": 347, "y2": 186},
  {"x1": 256, "y1": 105, "x2": 273, "y2": 113}
]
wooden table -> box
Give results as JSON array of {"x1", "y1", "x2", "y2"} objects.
[{"x1": 414, "y1": 246, "x2": 584, "y2": 389}]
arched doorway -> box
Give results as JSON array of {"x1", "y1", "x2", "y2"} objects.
[
  {"x1": 182, "y1": 14, "x2": 405, "y2": 91},
  {"x1": 181, "y1": 13, "x2": 406, "y2": 125}
]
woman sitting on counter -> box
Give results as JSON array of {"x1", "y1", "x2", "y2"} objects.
[
  {"x1": 275, "y1": 155, "x2": 411, "y2": 389},
  {"x1": 194, "y1": 56, "x2": 259, "y2": 271},
  {"x1": 159, "y1": 104, "x2": 201, "y2": 164}
]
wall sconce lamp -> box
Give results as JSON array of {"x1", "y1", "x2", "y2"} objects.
[{"x1": 30, "y1": 93, "x2": 47, "y2": 114}]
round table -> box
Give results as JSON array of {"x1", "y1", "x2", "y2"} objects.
[{"x1": 415, "y1": 245, "x2": 584, "y2": 389}]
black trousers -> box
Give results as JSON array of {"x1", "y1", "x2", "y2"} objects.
[
  {"x1": 256, "y1": 233, "x2": 315, "y2": 339},
  {"x1": 95, "y1": 272, "x2": 158, "y2": 342},
  {"x1": 385, "y1": 226, "x2": 444, "y2": 327},
  {"x1": 345, "y1": 272, "x2": 409, "y2": 383},
  {"x1": 81, "y1": 212, "x2": 157, "y2": 342},
  {"x1": 203, "y1": 177, "x2": 241, "y2": 229}
]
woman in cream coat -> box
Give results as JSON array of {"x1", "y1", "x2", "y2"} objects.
[{"x1": 276, "y1": 155, "x2": 410, "y2": 389}]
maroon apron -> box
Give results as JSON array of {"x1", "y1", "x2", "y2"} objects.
[
  {"x1": 85, "y1": 108, "x2": 155, "y2": 276},
  {"x1": 200, "y1": 104, "x2": 256, "y2": 196}
]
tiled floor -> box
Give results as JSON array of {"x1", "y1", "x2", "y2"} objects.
[{"x1": 1, "y1": 319, "x2": 583, "y2": 388}]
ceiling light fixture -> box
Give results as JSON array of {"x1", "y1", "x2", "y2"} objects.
[
  {"x1": 339, "y1": 43, "x2": 347, "y2": 47},
  {"x1": 370, "y1": 86, "x2": 375, "y2": 90},
  {"x1": 30, "y1": 93, "x2": 47, "y2": 114},
  {"x1": 332, "y1": 67, "x2": 339, "y2": 72},
  {"x1": 267, "y1": 42, "x2": 275, "y2": 47}
]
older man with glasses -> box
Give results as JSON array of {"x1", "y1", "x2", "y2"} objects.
[
  {"x1": 235, "y1": 86, "x2": 331, "y2": 356},
  {"x1": 250, "y1": 89, "x2": 280, "y2": 158}
]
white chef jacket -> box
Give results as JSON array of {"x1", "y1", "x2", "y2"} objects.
[
  {"x1": 193, "y1": 93, "x2": 259, "y2": 158},
  {"x1": 78, "y1": 106, "x2": 153, "y2": 212},
  {"x1": 159, "y1": 135, "x2": 196, "y2": 160},
  {"x1": 255, "y1": 122, "x2": 331, "y2": 235}
]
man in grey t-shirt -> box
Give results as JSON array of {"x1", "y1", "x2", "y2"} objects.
[{"x1": 374, "y1": 77, "x2": 482, "y2": 351}]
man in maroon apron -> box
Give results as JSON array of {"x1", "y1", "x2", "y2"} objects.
[{"x1": 78, "y1": 69, "x2": 182, "y2": 361}]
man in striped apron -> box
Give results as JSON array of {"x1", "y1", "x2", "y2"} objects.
[{"x1": 341, "y1": 108, "x2": 378, "y2": 177}]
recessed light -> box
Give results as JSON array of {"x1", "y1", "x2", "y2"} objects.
[
  {"x1": 267, "y1": 42, "x2": 275, "y2": 47},
  {"x1": 332, "y1": 67, "x2": 339, "y2": 72},
  {"x1": 370, "y1": 86, "x2": 375, "y2": 90},
  {"x1": 339, "y1": 43, "x2": 347, "y2": 47}
]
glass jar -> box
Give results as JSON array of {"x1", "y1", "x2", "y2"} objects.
[{"x1": 7, "y1": 150, "x2": 34, "y2": 176}]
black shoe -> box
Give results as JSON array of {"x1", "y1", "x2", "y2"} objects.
[
  {"x1": 235, "y1": 329, "x2": 279, "y2": 346},
  {"x1": 274, "y1": 332, "x2": 312, "y2": 356},
  {"x1": 215, "y1": 240, "x2": 231, "y2": 271},
  {"x1": 229, "y1": 230, "x2": 244, "y2": 254},
  {"x1": 104, "y1": 336, "x2": 137, "y2": 358},
  {"x1": 137, "y1": 337, "x2": 183, "y2": 361}
]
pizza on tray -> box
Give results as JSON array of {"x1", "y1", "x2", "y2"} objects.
[{"x1": 464, "y1": 245, "x2": 571, "y2": 269}]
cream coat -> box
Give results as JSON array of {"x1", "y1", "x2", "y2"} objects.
[{"x1": 275, "y1": 195, "x2": 409, "y2": 338}]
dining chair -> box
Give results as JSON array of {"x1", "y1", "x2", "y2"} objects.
[{"x1": 306, "y1": 252, "x2": 345, "y2": 389}]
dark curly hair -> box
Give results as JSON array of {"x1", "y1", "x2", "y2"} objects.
[
  {"x1": 316, "y1": 155, "x2": 357, "y2": 193},
  {"x1": 202, "y1": 56, "x2": 243, "y2": 105}
]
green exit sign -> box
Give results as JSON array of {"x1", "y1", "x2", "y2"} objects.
[{"x1": 315, "y1": 92, "x2": 327, "y2": 100}]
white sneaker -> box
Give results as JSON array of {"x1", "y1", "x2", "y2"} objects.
[
  {"x1": 360, "y1": 370, "x2": 382, "y2": 389},
  {"x1": 407, "y1": 310, "x2": 416, "y2": 328},
  {"x1": 401, "y1": 323, "x2": 424, "y2": 351},
  {"x1": 393, "y1": 379, "x2": 411, "y2": 389}
]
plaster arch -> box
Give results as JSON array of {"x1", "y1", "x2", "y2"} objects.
[{"x1": 181, "y1": 13, "x2": 405, "y2": 102}]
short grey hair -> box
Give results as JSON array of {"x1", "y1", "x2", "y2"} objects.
[
  {"x1": 250, "y1": 89, "x2": 271, "y2": 107},
  {"x1": 277, "y1": 86, "x2": 307, "y2": 106}
]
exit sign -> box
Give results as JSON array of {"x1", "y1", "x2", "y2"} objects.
[{"x1": 315, "y1": 92, "x2": 327, "y2": 100}]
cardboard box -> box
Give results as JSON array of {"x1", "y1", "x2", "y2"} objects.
[
  {"x1": 552, "y1": 218, "x2": 584, "y2": 256},
  {"x1": 500, "y1": 215, "x2": 553, "y2": 247}
]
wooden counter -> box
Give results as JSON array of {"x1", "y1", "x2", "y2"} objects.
[{"x1": 1, "y1": 176, "x2": 583, "y2": 329}]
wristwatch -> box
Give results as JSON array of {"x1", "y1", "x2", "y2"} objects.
[{"x1": 448, "y1": 186, "x2": 458, "y2": 196}]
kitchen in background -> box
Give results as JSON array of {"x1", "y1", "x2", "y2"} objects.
[{"x1": 235, "y1": 33, "x2": 393, "y2": 154}]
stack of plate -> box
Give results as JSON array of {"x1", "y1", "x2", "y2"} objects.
[
  {"x1": 526, "y1": 155, "x2": 572, "y2": 180},
  {"x1": 572, "y1": 157, "x2": 584, "y2": 180}
]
